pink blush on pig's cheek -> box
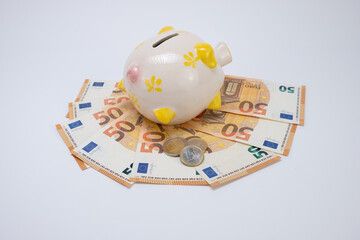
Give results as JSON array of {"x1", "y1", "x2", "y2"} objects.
[{"x1": 126, "y1": 64, "x2": 140, "y2": 84}]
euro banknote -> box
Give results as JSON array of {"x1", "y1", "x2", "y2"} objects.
[
  {"x1": 71, "y1": 110, "x2": 143, "y2": 187},
  {"x1": 219, "y1": 75, "x2": 306, "y2": 124},
  {"x1": 130, "y1": 118, "x2": 207, "y2": 185},
  {"x1": 182, "y1": 110, "x2": 297, "y2": 155},
  {"x1": 57, "y1": 96, "x2": 134, "y2": 169},
  {"x1": 66, "y1": 79, "x2": 123, "y2": 118},
  {"x1": 68, "y1": 75, "x2": 306, "y2": 123},
  {"x1": 164, "y1": 126, "x2": 280, "y2": 186},
  {"x1": 68, "y1": 94, "x2": 130, "y2": 119}
]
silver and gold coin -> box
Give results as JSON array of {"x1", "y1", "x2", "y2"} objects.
[
  {"x1": 163, "y1": 137, "x2": 188, "y2": 157},
  {"x1": 187, "y1": 138, "x2": 208, "y2": 152},
  {"x1": 180, "y1": 145, "x2": 204, "y2": 167}
]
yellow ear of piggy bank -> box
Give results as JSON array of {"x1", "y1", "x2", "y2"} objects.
[{"x1": 120, "y1": 26, "x2": 232, "y2": 125}]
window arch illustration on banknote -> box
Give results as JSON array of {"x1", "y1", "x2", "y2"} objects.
[
  {"x1": 220, "y1": 76, "x2": 271, "y2": 109},
  {"x1": 221, "y1": 76, "x2": 243, "y2": 103},
  {"x1": 198, "y1": 109, "x2": 227, "y2": 124}
]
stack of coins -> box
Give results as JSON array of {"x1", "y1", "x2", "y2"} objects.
[{"x1": 163, "y1": 137, "x2": 208, "y2": 167}]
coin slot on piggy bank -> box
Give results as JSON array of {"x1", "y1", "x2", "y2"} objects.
[{"x1": 120, "y1": 26, "x2": 232, "y2": 125}]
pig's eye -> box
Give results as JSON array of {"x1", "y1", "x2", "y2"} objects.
[{"x1": 153, "y1": 33, "x2": 179, "y2": 48}]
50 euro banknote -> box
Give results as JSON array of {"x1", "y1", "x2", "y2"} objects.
[
  {"x1": 130, "y1": 118, "x2": 207, "y2": 185},
  {"x1": 68, "y1": 94, "x2": 130, "y2": 119},
  {"x1": 56, "y1": 94, "x2": 134, "y2": 169},
  {"x1": 163, "y1": 126, "x2": 280, "y2": 186},
  {"x1": 66, "y1": 79, "x2": 123, "y2": 118},
  {"x1": 182, "y1": 110, "x2": 297, "y2": 155},
  {"x1": 71, "y1": 110, "x2": 143, "y2": 187},
  {"x1": 219, "y1": 75, "x2": 305, "y2": 124}
]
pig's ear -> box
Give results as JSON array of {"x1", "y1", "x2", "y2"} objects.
[
  {"x1": 195, "y1": 43, "x2": 217, "y2": 69},
  {"x1": 158, "y1": 26, "x2": 174, "y2": 35}
]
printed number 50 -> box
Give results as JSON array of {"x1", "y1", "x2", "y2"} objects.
[
  {"x1": 248, "y1": 146, "x2": 268, "y2": 159},
  {"x1": 279, "y1": 85, "x2": 294, "y2": 93}
]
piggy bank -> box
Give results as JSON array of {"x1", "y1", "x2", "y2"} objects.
[{"x1": 119, "y1": 26, "x2": 232, "y2": 125}]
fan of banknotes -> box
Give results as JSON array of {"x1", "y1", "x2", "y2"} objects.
[{"x1": 56, "y1": 75, "x2": 305, "y2": 187}]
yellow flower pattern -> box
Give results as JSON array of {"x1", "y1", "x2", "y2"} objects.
[
  {"x1": 129, "y1": 92, "x2": 140, "y2": 109},
  {"x1": 183, "y1": 52, "x2": 200, "y2": 68},
  {"x1": 145, "y1": 76, "x2": 162, "y2": 92}
]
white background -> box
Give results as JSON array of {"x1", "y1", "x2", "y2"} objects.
[{"x1": 1, "y1": 0, "x2": 359, "y2": 239}]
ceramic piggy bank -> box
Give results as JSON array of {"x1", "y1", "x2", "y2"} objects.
[{"x1": 119, "y1": 26, "x2": 232, "y2": 125}]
